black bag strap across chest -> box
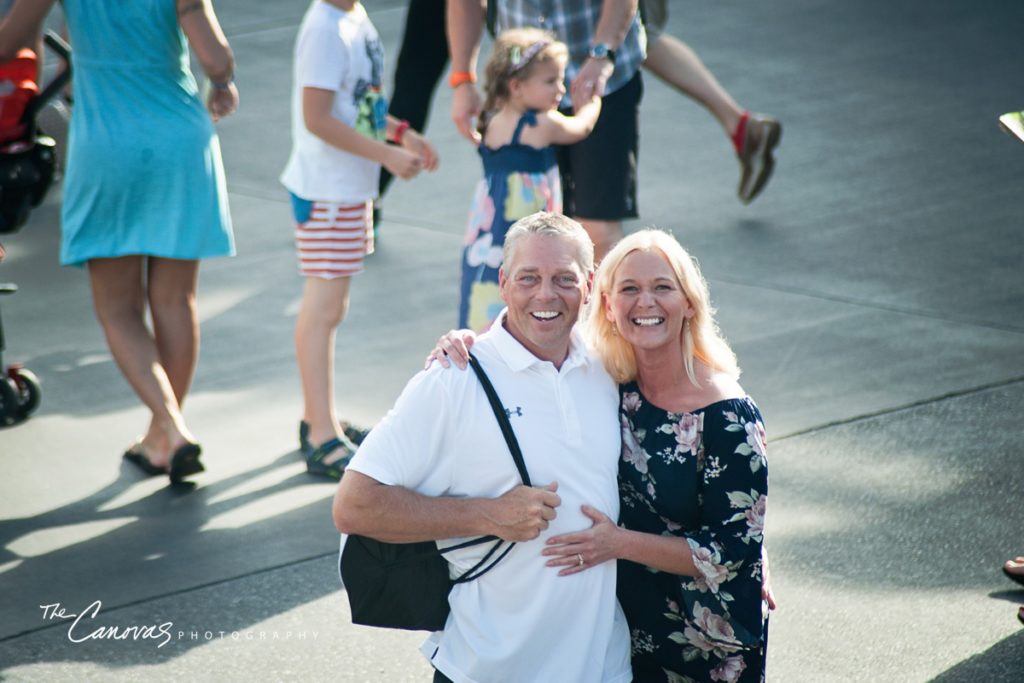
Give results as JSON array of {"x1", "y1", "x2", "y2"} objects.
[{"x1": 441, "y1": 353, "x2": 531, "y2": 583}]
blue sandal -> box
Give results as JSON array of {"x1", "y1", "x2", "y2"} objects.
[
  {"x1": 300, "y1": 420, "x2": 370, "y2": 454},
  {"x1": 305, "y1": 437, "x2": 355, "y2": 480}
]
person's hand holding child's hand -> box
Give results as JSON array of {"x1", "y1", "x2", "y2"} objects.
[{"x1": 401, "y1": 130, "x2": 439, "y2": 172}]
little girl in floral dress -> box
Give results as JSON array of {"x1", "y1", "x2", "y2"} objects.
[{"x1": 459, "y1": 27, "x2": 600, "y2": 330}]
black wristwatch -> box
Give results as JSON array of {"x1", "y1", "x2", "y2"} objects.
[{"x1": 588, "y1": 42, "x2": 616, "y2": 65}]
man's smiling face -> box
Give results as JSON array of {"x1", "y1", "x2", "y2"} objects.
[{"x1": 499, "y1": 233, "x2": 590, "y2": 367}]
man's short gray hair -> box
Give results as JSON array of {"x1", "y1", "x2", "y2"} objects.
[{"x1": 502, "y1": 212, "x2": 595, "y2": 274}]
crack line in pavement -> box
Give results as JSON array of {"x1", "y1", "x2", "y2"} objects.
[
  {"x1": 773, "y1": 374, "x2": 1024, "y2": 442},
  {"x1": 0, "y1": 551, "x2": 337, "y2": 644}
]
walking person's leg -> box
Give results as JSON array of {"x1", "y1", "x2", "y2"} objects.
[
  {"x1": 147, "y1": 257, "x2": 200, "y2": 406},
  {"x1": 88, "y1": 256, "x2": 197, "y2": 471},
  {"x1": 644, "y1": 33, "x2": 743, "y2": 137},
  {"x1": 638, "y1": 0, "x2": 781, "y2": 204},
  {"x1": 379, "y1": 0, "x2": 449, "y2": 200}
]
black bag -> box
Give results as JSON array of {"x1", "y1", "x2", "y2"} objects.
[{"x1": 339, "y1": 354, "x2": 530, "y2": 631}]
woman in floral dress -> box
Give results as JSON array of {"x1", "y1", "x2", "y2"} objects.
[{"x1": 544, "y1": 229, "x2": 769, "y2": 682}]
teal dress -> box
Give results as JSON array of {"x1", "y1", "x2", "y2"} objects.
[{"x1": 59, "y1": 0, "x2": 234, "y2": 266}]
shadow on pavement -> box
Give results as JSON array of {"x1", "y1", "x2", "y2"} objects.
[
  {"x1": 929, "y1": 629, "x2": 1024, "y2": 682},
  {"x1": 769, "y1": 382, "x2": 1024, "y2": 592},
  {"x1": 0, "y1": 447, "x2": 343, "y2": 672}
]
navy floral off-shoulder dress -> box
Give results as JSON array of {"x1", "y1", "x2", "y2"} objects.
[{"x1": 616, "y1": 382, "x2": 769, "y2": 683}]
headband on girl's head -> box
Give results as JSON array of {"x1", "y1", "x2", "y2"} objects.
[{"x1": 507, "y1": 40, "x2": 551, "y2": 75}]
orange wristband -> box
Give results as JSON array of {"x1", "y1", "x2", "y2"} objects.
[{"x1": 448, "y1": 71, "x2": 477, "y2": 88}]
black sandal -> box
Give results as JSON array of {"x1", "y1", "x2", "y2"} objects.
[
  {"x1": 123, "y1": 447, "x2": 168, "y2": 476},
  {"x1": 169, "y1": 443, "x2": 204, "y2": 484},
  {"x1": 305, "y1": 437, "x2": 355, "y2": 480},
  {"x1": 300, "y1": 419, "x2": 370, "y2": 454}
]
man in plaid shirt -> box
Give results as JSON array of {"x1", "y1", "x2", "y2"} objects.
[{"x1": 449, "y1": 0, "x2": 646, "y2": 260}]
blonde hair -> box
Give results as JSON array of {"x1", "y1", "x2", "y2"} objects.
[
  {"x1": 503, "y1": 211, "x2": 594, "y2": 274},
  {"x1": 586, "y1": 229, "x2": 740, "y2": 386},
  {"x1": 479, "y1": 28, "x2": 568, "y2": 136}
]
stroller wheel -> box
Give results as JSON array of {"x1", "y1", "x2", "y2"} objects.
[
  {"x1": 10, "y1": 367, "x2": 40, "y2": 418},
  {"x1": 0, "y1": 375, "x2": 19, "y2": 425}
]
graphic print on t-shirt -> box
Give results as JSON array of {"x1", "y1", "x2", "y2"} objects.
[{"x1": 353, "y1": 35, "x2": 386, "y2": 141}]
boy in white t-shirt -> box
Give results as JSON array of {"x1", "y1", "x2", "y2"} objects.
[{"x1": 281, "y1": 0, "x2": 438, "y2": 478}]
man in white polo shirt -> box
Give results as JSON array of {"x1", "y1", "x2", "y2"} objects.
[{"x1": 333, "y1": 212, "x2": 631, "y2": 683}]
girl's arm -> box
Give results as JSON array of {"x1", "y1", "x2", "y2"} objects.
[
  {"x1": 0, "y1": 0, "x2": 55, "y2": 62},
  {"x1": 302, "y1": 87, "x2": 423, "y2": 180},
  {"x1": 177, "y1": 0, "x2": 237, "y2": 120},
  {"x1": 540, "y1": 96, "x2": 602, "y2": 146}
]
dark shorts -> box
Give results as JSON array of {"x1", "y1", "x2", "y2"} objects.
[
  {"x1": 639, "y1": 0, "x2": 668, "y2": 41},
  {"x1": 557, "y1": 71, "x2": 643, "y2": 222}
]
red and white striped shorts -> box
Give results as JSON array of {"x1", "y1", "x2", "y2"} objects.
[{"x1": 292, "y1": 196, "x2": 374, "y2": 279}]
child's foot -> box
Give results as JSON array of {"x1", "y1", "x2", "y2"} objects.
[
  {"x1": 299, "y1": 419, "x2": 370, "y2": 453},
  {"x1": 339, "y1": 420, "x2": 370, "y2": 446},
  {"x1": 305, "y1": 435, "x2": 356, "y2": 480}
]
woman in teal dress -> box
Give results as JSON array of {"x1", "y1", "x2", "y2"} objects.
[
  {"x1": 545, "y1": 229, "x2": 770, "y2": 682},
  {"x1": 0, "y1": 0, "x2": 239, "y2": 482}
]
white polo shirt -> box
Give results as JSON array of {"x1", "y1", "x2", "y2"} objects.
[{"x1": 345, "y1": 311, "x2": 631, "y2": 683}]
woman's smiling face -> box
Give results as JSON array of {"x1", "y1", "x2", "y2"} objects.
[{"x1": 605, "y1": 248, "x2": 694, "y2": 353}]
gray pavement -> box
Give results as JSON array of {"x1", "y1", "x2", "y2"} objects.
[{"x1": 1, "y1": 0, "x2": 1023, "y2": 680}]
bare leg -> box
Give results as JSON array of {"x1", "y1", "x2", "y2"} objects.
[
  {"x1": 577, "y1": 218, "x2": 622, "y2": 264},
  {"x1": 146, "y1": 257, "x2": 200, "y2": 448},
  {"x1": 295, "y1": 275, "x2": 351, "y2": 460},
  {"x1": 643, "y1": 33, "x2": 744, "y2": 139},
  {"x1": 88, "y1": 257, "x2": 194, "y2": 467},
  {"x1": 148, "y1": 258, "x2": 200, "y2": 404}
]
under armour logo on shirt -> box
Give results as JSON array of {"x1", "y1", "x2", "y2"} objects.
[{"x1": 505, "y1": 406, "x2": 523, "y2": 418}]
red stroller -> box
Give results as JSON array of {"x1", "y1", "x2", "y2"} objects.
[{"x1": 0, "y1": 31, "x2": 71, "y2": 425}]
